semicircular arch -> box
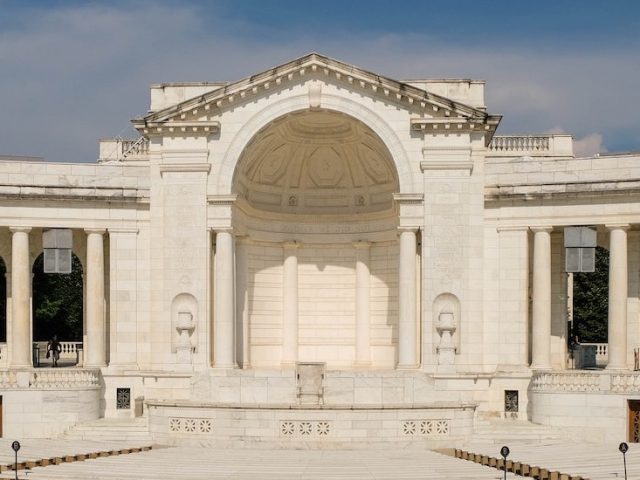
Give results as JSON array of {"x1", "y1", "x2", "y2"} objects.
[{"x1": 216, "y1": 93, "x2": 416, "y2": 195}]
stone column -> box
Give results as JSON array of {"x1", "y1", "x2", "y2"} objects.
[
  {"x1": 235, "y1": 238, "x2": 250, "y2": 368},
  {"x1": 607, "y1": 224, "x2": 629, "y2": 370},
  {"x1": 282, "y1": 241, "x2": 299, "y2": 366},
  {"x1": 85, "y1": 229, "x2": 106, "y2": 367},
  {"x1": 10, "y1": 227, "x2": 31, "y2": 368},
  {"x1": 354, "y1": 241, "x2": 371, "y2": 366},
  {"x1": 531, "y1": 227, "x2": 552, "y2": 370},
  {"x1": 398, "y1": 228, "x2": 418, "y2": 368},
  {"x1": 214, "y1": 230, "x2": 235, "y2": 368}
]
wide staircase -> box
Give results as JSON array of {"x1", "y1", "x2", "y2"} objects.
[
  {"x1": 467, "y1": 417, "x2": 568, "y2": 446},
  {"x1": 62, "y1": 417, "x2": 152, "y2": 443}
]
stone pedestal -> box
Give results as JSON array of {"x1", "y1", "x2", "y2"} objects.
[
  {"x1": 176, "y1": 312, "x2": 195, "y2": 364},
  {"x1": 436, "y1": 310, "x2": 456, "y2": 373}
]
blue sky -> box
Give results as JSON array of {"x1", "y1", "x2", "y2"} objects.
[{"x1": 1, "y1": 0, "x2": 639, "y2": 162}]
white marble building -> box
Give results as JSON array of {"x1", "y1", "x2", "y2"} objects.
[{"x1": 0, "y1": 53, "x2": 639, "y2": 445}]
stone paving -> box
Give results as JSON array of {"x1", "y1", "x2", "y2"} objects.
[
  {"x1": 0, "y1": 443, "x2": 508, "y2": 480},
  {"x1": 460, "y1": 440, "x2": 640, "y2": 479}
]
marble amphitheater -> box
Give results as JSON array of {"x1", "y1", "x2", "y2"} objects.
[{"x1": 1, "y1": 53, "x2": 640, "y2": 456}]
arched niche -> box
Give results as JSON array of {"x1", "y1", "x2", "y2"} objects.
[
  {"x1": 171, "y1": 293, "x2": 198, "y2": 354},
  {"x1": 433, "y1": 293, "x2": 461, "y2": 354},
  {"x1": 232, "y1": 108, "x2": 399, "y2": 219}
]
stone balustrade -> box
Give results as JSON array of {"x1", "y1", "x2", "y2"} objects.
[
  {"x1": 530, "y1": 371, "x2": 601, "y2": 392},
  {"x1": 531, "y1": 370, "x2": 640, "y2": 393},
  {"x1": 488, "y1": 134, "x2": 573, "y2": 157},
  {"x1": 33, "y1": 341, "x2": 83, "y2": 366},
  {"x1": 579, "y1": 342, "x2": 608, "y2": 367},
  {"x1": 0, "y1": 342, "x2": 7, "y2": 367},
  {"x1": 98, "y1": 137, "x2": 149, "y2": 162},
  {"x1": 610, "y1": 373, "x2": 640, "y2": 393},
  {"x1": 0, "y1": 368, "x2": 100, "y2": 389}
]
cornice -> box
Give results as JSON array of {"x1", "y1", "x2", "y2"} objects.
[
  {"x1": 392, "y1": 193, "x2": 424, "y2": 205},
  {"x1": 158, "y1": 163, "x2": 211, "y2": 175},
  {"x1": 133, "y1": 53, "x2": 499, "y2": 136}
]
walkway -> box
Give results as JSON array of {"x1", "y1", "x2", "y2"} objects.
[
  {"x1": 0, "y1": 444, "x2": 505, "y2": 480},
  {"x1": 457, "y1": 440, "x2": 640, "y2": 479}
]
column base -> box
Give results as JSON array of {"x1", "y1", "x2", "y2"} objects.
[
  {"x1": 606, "y1": 364, "x2": 630, "y2": 371},
  {"x1": 353, "y1": 361, "x2": 372, "y2": 368},
  {"x1": 212, "y1": 364, "x2": 236, "y2": 369},
  {"x1": 530, "y1": 364, "x2": 552, "y2": 371},
  {"x1": 396, "y1": 364, "x2": 420, "y2": 370}
]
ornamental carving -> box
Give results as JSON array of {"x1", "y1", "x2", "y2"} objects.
[
  {"x1": 168, "y1": 417, "x2": 213, "y2": 434},
  {"x1": 234, "y1": 109, "x2": 398, "y2": 215},
  {"x1": 279, "y1": 421, "x2": 332, "y2": 437},
  {"x1": 402, "y1": 420, "x2": 450, "y2": 436}
]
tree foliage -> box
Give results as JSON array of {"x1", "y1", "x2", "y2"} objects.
[
  {"x1": 32, "y1": 254, "x2": 83, "y2": 341},
  {"x1": 572, "y1": 246, "x2": 608, "y2": 343}
]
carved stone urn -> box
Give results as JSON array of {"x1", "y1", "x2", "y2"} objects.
[
  {"x1": 176, "y1": 311, "x2": 195, "y2": 364},
  {"x1": 436, "y1": 308, "x2": 456, "y2": 372}
]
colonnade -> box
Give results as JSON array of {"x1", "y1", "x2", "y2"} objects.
[
  {"x1": 211, "y1": 228, "x2": 419, "y2": 369},
  {"x1": 8, "y1": 228, "x2": 106, "y2": 368},
  {"x1": 530, "y1": 224, "x2": 630, "y2": 370}
]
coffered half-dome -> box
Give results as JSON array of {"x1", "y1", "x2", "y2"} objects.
[{"x1": 233, "y1": 109, "x2": 399, "y2": 215}]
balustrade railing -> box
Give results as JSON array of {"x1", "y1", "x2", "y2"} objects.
[
  {"x1": 490, "y1": 135, "x2": 550, "y2": 153},
  {"x1": 33, "y1": 341, "x2": 83, "y2": 367},
  {"x1": 531, "y1": 370, "x2": 640, "y2": 394},
  {"x1": 488, "y1": 134, "x2": 573, "y2": 157},
  {"x1": 98, "y1": 137, "x2": 149, "y2": 162},
  {"x1": 531, "y1": 371, "x2": 601, "y2": 392},
  {"x1": 0, "y1": 342, "x2": 7, "y2": 367},
  {"x1": 0, "y1": 368, "x2": 99, "y2": 389},
  {"x1": 579, "y1": 342, "x2": 608, "y2": 368}
]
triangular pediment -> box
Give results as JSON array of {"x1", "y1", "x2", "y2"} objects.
[{"x1": 133, "y1": 53, "x2": 500, "y2": 136}]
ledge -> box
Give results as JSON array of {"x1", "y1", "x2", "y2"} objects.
[{"x1": 145, "y1": 399, "x2": 478, "y2": 411}]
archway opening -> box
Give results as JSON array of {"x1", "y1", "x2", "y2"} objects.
[
  {"x1": 32, "y1": 252, "x2": 83, "y2": 367},
  {"x1": 231, "y1": 108, "x2": 403, "y2": 368},
  {"x1": 571, "y1": 246, "x2": 608, "y2": 367}
]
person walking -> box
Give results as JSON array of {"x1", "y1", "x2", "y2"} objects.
[{"x1": 47, "y1": 335, "x2": 62, "y2": 367}]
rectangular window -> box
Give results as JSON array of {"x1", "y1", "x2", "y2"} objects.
[
  {"x1": 116, "y1": 388, "x2": 131, "y2": 410},
  {"x1": 505, "y1": 390, "x2": 519, "y2": 413}
]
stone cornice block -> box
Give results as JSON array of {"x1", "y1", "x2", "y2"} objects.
[{"x1": 159, "y1": 163, "x2": 211, "y2": 176}]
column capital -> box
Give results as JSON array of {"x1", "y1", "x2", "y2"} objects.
[
  {"x1": 9, "y1": 226, "x2": 31, "y2": 234},
  {"x1": 605, "y1": 223, "x2": 630, "y2": 231},
  {"x1": 85, "y1": 228, "x2": 106, "y2": 235},
  {"x1": 530, "y1": 226, "x2": 553, "y2": 234},
  {"x1": 283, "y1": 240, "x2": 300, "y2": 249},
  {"x1": 212, "y1": 227, "x2": 233, "y2": 234},
  {"x1": 353, "y1": 240, "x2": 372, "y2": 249}
]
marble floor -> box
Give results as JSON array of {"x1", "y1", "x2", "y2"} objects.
[
  {"x1": 0, "y1": 442, "x2": 507, "y2": 480},
  {"x1": 458, "y1": 440, "x2": 640, "y2": 480}
]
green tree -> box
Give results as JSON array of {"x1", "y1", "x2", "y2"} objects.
[
  {"x1": 32, "y1": 254, "x2": 83, "y2": 341},
  {"x1": 573, "y1": 246, "x2": 608, "y2": 343}
]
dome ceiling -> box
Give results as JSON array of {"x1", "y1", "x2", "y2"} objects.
[{"x1": 233, "y1": 109, "x2": 399, "y2": 215}]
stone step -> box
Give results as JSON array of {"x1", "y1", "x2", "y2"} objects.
[{"x1": 63, "y1": 418, "x2": 152, "y2": 443}]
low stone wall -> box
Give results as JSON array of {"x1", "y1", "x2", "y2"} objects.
[
  {"x1": 147, "y1": 400, "x2": 476, "y2": 448},
  {"x1": 529, "y1": 370, "x2": 640, "y2": 443},
  {"x1": 0, "y1": 368, "x2": 102, "y2": 438}
]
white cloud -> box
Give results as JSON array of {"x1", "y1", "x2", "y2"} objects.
[
  {"x1": 574, "y1": 133, "x2": 607, "y2": 157},
  {"x1": 0, "y1": 3, "x2": 638, "y2": 161}
]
